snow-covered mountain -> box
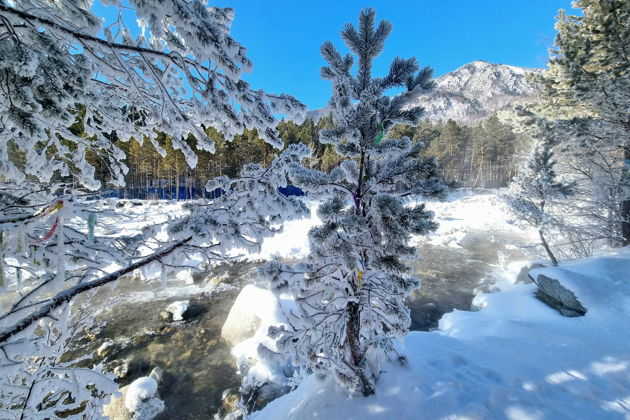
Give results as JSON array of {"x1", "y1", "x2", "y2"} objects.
[
  {"x1": 409, "y1": 60, "x2": 538, "y2": 125},
  {"x1": 307, "y1": 60, "x2": 539, "y2": 125}
]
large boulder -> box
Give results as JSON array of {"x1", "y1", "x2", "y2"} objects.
[
  {"x1": 221, "y1": 289, "x2": 263, "y2": 347},
  {"x1": 531, "y1": 273, "x2": 587, "y2": 317},
  {"x1": 222, "y1": 285, "x2": 296, "y2": 413}
]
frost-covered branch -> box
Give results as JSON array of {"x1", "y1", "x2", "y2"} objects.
[
  {"x1": 0, "y1": 235, "x2": 191, "y2": 345},
  {"x1": 0, "y1": 0, "x2": 305, "y2": 189}
]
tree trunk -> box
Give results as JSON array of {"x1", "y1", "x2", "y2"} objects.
[
  {"x1": 607, "y1": 188, "x2": 616, "y2": 248},
  {"x1": 175, "y1": 172, "x2": 180, "y2": 201},
  {"x1": 622, "y1": 145, "x2": 630, "y2": 246},
  {"x1": 539, "y1": 229, "x2": 559, "y2": 266},
  {"x1": 346, "y1": 301, "x2": 375, "y2": 396}
]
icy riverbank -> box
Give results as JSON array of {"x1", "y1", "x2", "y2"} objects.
[{"x1": 249, "y1": 247, "x2": 630, "y2": 419}]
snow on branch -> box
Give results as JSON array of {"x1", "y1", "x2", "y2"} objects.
[
  {"x1": 0, "y1": 0, "x2": 305, "y2": 189},
  {"x1": 0, "y1": 235, "x2": 192, "y2": 345}
]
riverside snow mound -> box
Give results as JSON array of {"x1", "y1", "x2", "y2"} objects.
[{"x1": 253, "y1": 248, "x2": 630, "y2": 419}]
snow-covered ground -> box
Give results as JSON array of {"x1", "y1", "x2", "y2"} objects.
[
  {"x1": 202, "y1": 189, "x2": 629, "y2": 420},
  {"x1": 80, "y1": 192, "x2": 630, "y2": 419},
  {"x1": 249, "y1": 247, "x2": 630, "y2": 420},
  {"x1": 95, "y1": 189, "x2": 528, "y2": 268},
  {"x1": 412, "y1": 188, "x2": 536, "y2": 249}
]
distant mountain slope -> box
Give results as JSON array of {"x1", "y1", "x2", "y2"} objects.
[
  {"x1": 408, "y1": 60, "x2": 538, "y2": 125},
  {"x1": 306, "y1": 60, "x2": 539, "y2": 125}
]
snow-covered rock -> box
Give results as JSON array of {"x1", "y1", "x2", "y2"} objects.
[
  {"x1": 221, "y1": 287, "x2": 265, "y2": 347},
  {"x1": 222, "y1": 284, "x2": 298, "y2": 412},
  {"x1": 164, "y1": 300, "x2": 189, "y2": 321},
  {"x1": 124, "y1": 377, "x2": 158, "y2": 413},
  {"x1": 223, "y1": 285, "x2": 292, "y2": 381},
  {"x1": 103, "y1": 376, "x2": 164, "y2": 420},
  {"x1": 114, "y1": 362, "x2": 130, "y2": 379},
  {"x1": 97, "y1": 340, "x2": 115, "y2": 357}
]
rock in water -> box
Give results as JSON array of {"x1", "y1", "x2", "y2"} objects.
[
  {"x1": 221, "y1": 388, "x2": 242, "y2": 414},
  {"x1": 221, "y1": 292, "x2": 262, "y2": 346},
  {"x1": 165, "y1": 300, "x2": 189, "y2": 322},
  {"x1": 114, "y1": 362, "x2": 130, "y2": 379},
  {"x1": 159, "y1": 310, "x2": 172, "y2": 322},
  {"x1": 149, "y1": 367, "x2": 165, "y2": 385},
  {"x1": 103, "y1": 376, "x2": 164, "y2": 420},
  {"x1": 532, "y1": 274, "x2": 587, "y2": 317}
]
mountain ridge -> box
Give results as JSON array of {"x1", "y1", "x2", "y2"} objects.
[{"x1": 306, "y1": 60, "x2": 539, "y2": 125}]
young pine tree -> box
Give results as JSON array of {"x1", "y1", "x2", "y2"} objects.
[
  {"x1": 262, "y1": 8, "x2": 446, "y2": 396},
  {"x1": 507, "y1": 143, "x2": 574, "y2": 265}
]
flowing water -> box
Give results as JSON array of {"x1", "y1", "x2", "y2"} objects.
[
  {"x1": 67, "y1": 226, "x2": 532, "y2": 418},
  {"x1": 408, "y1": 230, "x2": 531, "y2": 331},
  {"x1": 66, "y1": 262, "x2": 261, "y2": 419}
]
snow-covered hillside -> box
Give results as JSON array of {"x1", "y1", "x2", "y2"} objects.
[
  {"x1": 307, "y1": 60, "x2": 537, "y2": 125},
  {"x1": 407, "y1": 60, "x2": 537, "y2": 125}
]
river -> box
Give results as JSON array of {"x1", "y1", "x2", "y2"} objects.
[{"x1": 66, "y1": 192, "x2": 534, "y2": 418}]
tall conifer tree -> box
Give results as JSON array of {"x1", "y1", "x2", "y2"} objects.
[{"x1": 262, "y1": 8, "x2": 446, "y2": 396}]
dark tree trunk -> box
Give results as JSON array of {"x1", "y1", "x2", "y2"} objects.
[
  {"x1": 539, "y1": 229, "x2": 559, "y2": 266},
  {"x1": 346, "y1": 301, "x2": 375, "y2": 396}
]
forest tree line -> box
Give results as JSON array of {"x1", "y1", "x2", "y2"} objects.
[
  {"x1": 3, "y1": 109, "x2": 529, "y2": 198},
  {"x1": 82, "y1": 112, "x2": 529, "y2": 199}
]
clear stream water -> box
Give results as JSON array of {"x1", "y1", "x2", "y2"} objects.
[{"x1": 67, "y1": 228, "x2": 531, "y2": 418}]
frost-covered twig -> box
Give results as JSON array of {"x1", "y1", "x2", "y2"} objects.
[{"x1": 0, "y1": 235, "x2": 191, "y2": 345}]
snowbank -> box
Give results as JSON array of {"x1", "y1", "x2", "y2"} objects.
[
  {"x1": 223, "y1": 285, "x2": 296, "y2": 390},
  {"x1": 253, "y1": 248, "x2": 630, "y2": 419},
  {"x1": 529, "y1": 248, "x2": 630, "y2": 318}
]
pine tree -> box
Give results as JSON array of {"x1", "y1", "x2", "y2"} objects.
[
  {"x1": 507, "y1": 143, "x2": 574, "y2": 265},
  {"x1": 525, "y1": 0, "x2": 630, "y2": 246},
  {"x1": 261, "y1": 9, "x2": 446, "y2": 396}
]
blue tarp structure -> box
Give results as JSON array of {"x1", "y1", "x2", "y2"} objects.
[
  {"x1": 96, "y1": 185, "x2": 304, "y2": 200},
  {"x1": 278, "y1": 185, "x2": 305, "y2": 197}
]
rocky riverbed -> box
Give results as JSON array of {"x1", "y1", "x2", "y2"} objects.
[{"x1": 65, "y1": 262, "x2": 260, "y2": 419}]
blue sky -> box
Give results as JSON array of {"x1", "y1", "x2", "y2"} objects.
[
  {"x1": 211, "y1": 0, "x2": 574, "y2": 109},
  {"x1": 92, "y1": 0, "x2": 575, "y2": 109}
]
